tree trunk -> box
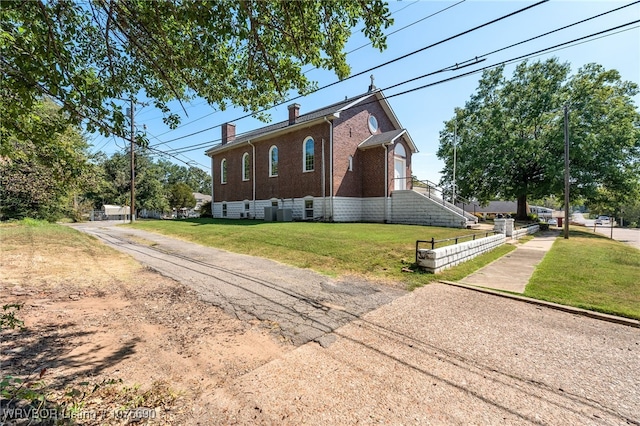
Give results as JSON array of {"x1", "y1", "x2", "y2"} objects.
[{"x1": 516, "y1": 193, "x2": 528, "y2": 220}]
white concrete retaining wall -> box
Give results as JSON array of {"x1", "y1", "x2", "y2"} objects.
[
  {"x1": 417, "y1": 233, "x2": 507, "y2": 273},
  {"x1": 512, "y1": 224, "x2": 540, "y2": 239}
]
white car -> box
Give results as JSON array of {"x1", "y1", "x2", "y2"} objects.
[
  {"x1": 547, "y1": 218, "x2": 558, "y2": 226},
  {"x1": 595, "y1": 216, "x2": 610, "y2": 225}
]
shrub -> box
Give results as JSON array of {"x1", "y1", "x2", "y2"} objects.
[{"x1": 199, "y1": 201, "x2": 212, "y2": 218}]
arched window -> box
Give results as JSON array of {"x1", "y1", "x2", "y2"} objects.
[
  {"x1": 242, "y1": 152, "x2": 250, "y2": 181},
  {"x1": 303, "y1": 137, "x2": 314, "y2": 172},
  {"x1": 220, "y1": 158, "x2": 227, "y2": 184},
  {"x1": 269, "y1": 145, "x2": 278, "y2": 177},
  {"x1": 395, "y1": 143, "x2": 406, "y2": 158}
]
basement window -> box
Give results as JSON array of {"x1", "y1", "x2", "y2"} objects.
[{"x1": 305, "y1": 199, "x2": 314, "y2": 219}]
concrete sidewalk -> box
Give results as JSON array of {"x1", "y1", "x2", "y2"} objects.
[{"x1": 458, "y1": 231, "x2": 559, "y2": 293}]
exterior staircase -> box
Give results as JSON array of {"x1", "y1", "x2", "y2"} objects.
[{"x1": 389, "y1": 180, "x2": 479, "y2": 229}]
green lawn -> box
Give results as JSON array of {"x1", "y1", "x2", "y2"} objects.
[
  {"x1": 127, "y1": 218, "x2": 509, "y2": 288},
  {"x1": 526, "y1": 228, "x2": 640, "y2": 319}
]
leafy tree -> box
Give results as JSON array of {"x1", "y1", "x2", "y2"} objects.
[
  {"x1": 155, "y1": 159, "x2": 210, "y2": 194},
  {"x1": 167, "y1": 183, "x2": 196, "y2": 211},
  {"x1": 90, "y1": 151, "x2": 170, "y2": 214},
  {"x1": 0, "y1": 98, "x2": 93, "y2": 221},
  {"x1": 1, "y1": 0, "x2": 392, "y2": 143},
  {"x1": 438, "y1": 59, "x2": 640, "y2": 219}
]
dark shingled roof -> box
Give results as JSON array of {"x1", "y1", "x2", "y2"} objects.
[
  {"x1": 205, "y1": 92, "x2": 377, "y2": 154},
  {"x1": 358, "y1": 129, "x2": 407, "y2": 150}
]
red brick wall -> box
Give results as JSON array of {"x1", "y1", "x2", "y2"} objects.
[
  {"x1": 333, "y1": 96, "x2": 404, "y2": 198},
  {"x1": 211, "y1": 95, "x2": 412, "y2": 202},
  {"x1": 212, "y1": 123, "x2": 330, "y2": 202}
]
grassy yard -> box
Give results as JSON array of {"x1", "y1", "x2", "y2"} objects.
[
  {"x1": 0, "y1": 218, "x2": 139, "y2": 289},
  {"x1": 526, "y1": 228, "x2": 640, "y2": 320},
  {"x1": 127, "y1": 218, "x2": 511, "y2": 288}
]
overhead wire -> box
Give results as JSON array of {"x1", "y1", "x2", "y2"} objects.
[
  {"x1": 157, "y1": 5, "x2": 639, "y2": 156},
  {"x1": 148, "y1": 0, "x2": 549, "y2": 148},
  {"x1": 144, "y1": 0, "x2": 426, "y2": 132},
  {"x1": 160, "y1": 18, "x2": 639, "y2": 159}
]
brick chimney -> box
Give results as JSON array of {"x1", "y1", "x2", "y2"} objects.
[
  {"x1": 288, "y1": 103, "x2": 300, "y2": 125},
  {"x1": 221, "y1": 123, "x2": 236, "y2": 145}
]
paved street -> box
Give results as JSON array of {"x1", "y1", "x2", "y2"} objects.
[{"x1": 572, "y1": 213, "x2": 640, "y2": 250}]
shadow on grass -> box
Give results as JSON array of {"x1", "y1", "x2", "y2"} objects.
[
  {"x1": 160, "y1": 218, "x2": 271, "y2": 227},
  {"x1": 567, "y1": 228, "x2": 613, "y2": 240}
]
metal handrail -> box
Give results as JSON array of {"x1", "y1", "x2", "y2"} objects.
[
  {"x1": 415, "y1": 230, "x2": 501, "y2": 263},
  {"x1": 411, "y1": 178, "x2": 478, "y2": 222}
]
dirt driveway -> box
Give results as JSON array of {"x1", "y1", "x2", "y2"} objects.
[{"x1": 69, "y1": 222, "x2": 405, "y2": 346}]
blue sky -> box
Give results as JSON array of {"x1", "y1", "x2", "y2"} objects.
[{"x1": 91, "y1": 0, "x2": 640, "y2": 185}]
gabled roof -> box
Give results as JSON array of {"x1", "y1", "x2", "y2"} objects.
[
  {"x1": 358, "y1": 129, "x2": 409, "y2": 150},
  {"x1": 205, "y1": 90, "x2": 417, "y2": 155}
]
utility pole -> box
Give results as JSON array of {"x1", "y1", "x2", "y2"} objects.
[
  {"x1": 563, "y1": 104, "x2": 569, "y2": 239},
  {"x1": 129, "y1": 99, "x2": 135, "y2": 223},
  {"x1": 453, "y1": 121, "x2": 457, "y2": 204}
]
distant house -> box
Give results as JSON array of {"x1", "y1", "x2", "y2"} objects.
[
  {"x1": 204, "y1": 84, "x2": 477, "y2": 228},
  {"x1": 193, "y1": 192, "x2": 212, "y2": 212},
  {"x1": 177, "y1": 193, "x2": 212, "y2": 218},
  {"x1": 459, "y1": 201, "x2": 555, "y2": 219},
  {"x1": 102, "y1": 204, "x2": 130, "y2": 220}
]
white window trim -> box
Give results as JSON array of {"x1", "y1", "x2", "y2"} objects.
[
  {"x1": 269, "y1": 145, "x2": 278, "y2": 177},
  {"x1": 242, "y1": 152, "x2": 250, "y2": 181},
  {"x1": 303, "y1": 137, "x2": 314, "y2": 172},
  {"x1": 304, "y1": 196, "x2": 314, "y2": 219},
  {"x1": 220, "y1": 158, "x2": 227, "y2": 184},
  {"x1": 368, "y1": 114, "x2": 378, "y2": 134}
]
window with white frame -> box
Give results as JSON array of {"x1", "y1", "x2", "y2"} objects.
[
  {"x1": 242, "y1": 152, "x2": 250, "y2": 181},
  {"x1": 303, "y1": 137, "x2": 314, "y2": 172},
  {"x1": 221, "y1": 158, "x2": 227, "y2": 184},
  {"x1": 304, "y1": 199, "x2": 314, "y2": 219},
  {"x1": 269, "y1": 145, "x2": 278, "y2": 177}
]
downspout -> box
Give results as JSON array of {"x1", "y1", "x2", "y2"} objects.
[
  {"x1": 383, "y1": 145, "x2": 388, "y2": 223},
  {"x1": 323, "y1": 116, "x2": 333, "y2": 221},
  {"x1": 210, "y1": 154, "x2": 215, "y2": 218},
  {"x1": 248, "y1": 140, "x2": 256, "y2": 218},
  {"x1": 321, "y1": 138, "x2": 326, "y2": 219}
]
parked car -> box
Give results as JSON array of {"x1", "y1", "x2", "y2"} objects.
[
  {"x1": 547, "y1": 218, "x2": 558, "y2": 226},
  {"x1": 595, "y1": 215, "x2": 610, "y2": 225}
]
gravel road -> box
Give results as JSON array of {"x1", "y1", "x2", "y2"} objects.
[{"x1": 69, "y1": 222, "x2": 405, "y2": 346}]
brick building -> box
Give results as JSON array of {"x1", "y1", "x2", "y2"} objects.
[
  {"x1": 205, "y1": 87, "x2": 476, "y2": 227},
  {"x1": 205, "y1": 87, "x2": 418, "y2": 222}
]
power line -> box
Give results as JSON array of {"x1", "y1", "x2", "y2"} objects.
[
  {"x1": 148, "y1": 0, "x2": 549, "y2": 148},
  {"x1": 380, "y1": 20, "x2": 640, "y2": 104},
  {"x1": 302, "y1": 0, "x2": 465, "y2": 74},
  {"x1": 155, "y1": 10, "x2": 638, "y2": 157},
  {"x1": 147, "y1": 0, "x2": 427, "y2": 134},
  {"x1": 160, "y1": 18, "x2": 639, "y2": 159}
]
